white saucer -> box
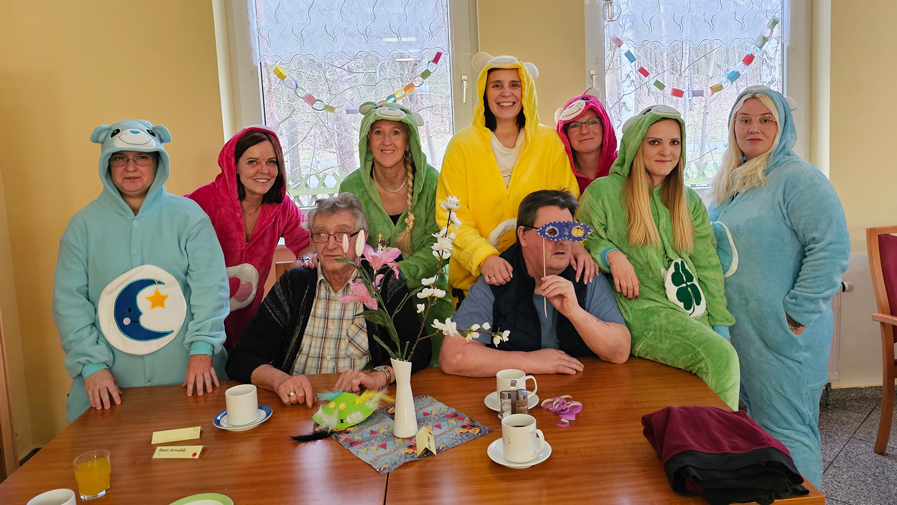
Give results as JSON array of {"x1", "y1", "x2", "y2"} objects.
[
  {"x1": 213, "y1": 405, "x2": 272, "y2": 431},
  {"x1": 485, "y1": 391, "x2": 539, "y2": 412},
  {"x1": 487, "y1": 438, "x2": 552, "y2": 469}
]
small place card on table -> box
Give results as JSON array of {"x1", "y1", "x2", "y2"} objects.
[
  {"x1": 151, "y1": 426, "x2": 202, "y2": 444},
  {"x1": 415, "y1": 426, "x2": 437, "y2": 456},
  {"x1": 153, "y1": 446, "x2": 204, "y2": 459}
]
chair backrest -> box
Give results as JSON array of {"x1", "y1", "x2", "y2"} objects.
[
  {"x1": 867, "y1": 226, "x2": 897, "y2": 322},
  {"x1": 274, "y1": 261, "x2": 293, "y2": 281}
]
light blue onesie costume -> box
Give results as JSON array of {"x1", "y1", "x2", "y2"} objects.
[
  {"x1": 707, "y1": 89, "x2": 849, "y2": 488},
  {"x1": 53, "y1": 120, "x2": 229, "y2": 423}
]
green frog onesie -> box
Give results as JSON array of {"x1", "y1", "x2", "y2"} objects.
[{"x1": 579, "y1": 106, "x2": 739, "y2": 409}]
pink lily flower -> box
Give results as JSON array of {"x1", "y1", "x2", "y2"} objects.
[
  {"x1": 362, "y1": 244, "x2": 401, "y2": 279},
  {"x1": 340, "y1": 282, "x2": 378, "y2": 310}
]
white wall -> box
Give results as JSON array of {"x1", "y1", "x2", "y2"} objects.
[{"x1": 833, "y1": 253, "x2": 885, "y2": 388}]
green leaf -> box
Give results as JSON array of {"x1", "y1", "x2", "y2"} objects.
[
  {"x1": 688, "y1": 283, "x2": 703, "y2": 306},
  {"x1": 677, "y1": 286, "x2": 694, "y2": 311}
]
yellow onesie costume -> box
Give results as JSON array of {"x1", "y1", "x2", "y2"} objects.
[{"x1": 436, "y1": 53, "x2": 578, "y2": 296}]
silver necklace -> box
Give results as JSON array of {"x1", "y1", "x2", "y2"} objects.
[{"x1": 376, "y1": 174, "x2": 407, "y2": 193}]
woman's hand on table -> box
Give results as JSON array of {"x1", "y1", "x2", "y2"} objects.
[
  {"x1": 570, "y1": 243, "x2": 598, "y2": 283},
  {"x1": 183, "y1": 354, "x2": 219, "y2": 396},
  {"x1": 275, "y1": 374, "x2": 315, "y2": 407},
  {"x1": 525, "y1": 349, "x2": 584, "y2": 375},
  {"x1": 334, "y1": 369, "x2": 390, "y2": 394},
  {"x1": 482, "y1": 255, "x2": 513, "y2": 285},
  {"x1": 84, "y1": 368, "x2": 122, "y2": 411},
  {"x1": 291, "y1": 253, "x2": 318, "y2": 269},
  {"x1": 608, "y1": 250, "x2": 640, "y2": 300}
]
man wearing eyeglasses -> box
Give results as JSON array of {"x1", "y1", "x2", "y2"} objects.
[
  {"x1": 226, "y1": 193, "x2": 431, "y2": 406},
  {"x1": 440, "y1": 190, "x2": 630, "y2": 378}
]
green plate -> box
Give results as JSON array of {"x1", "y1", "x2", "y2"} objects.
[{"x1": 168, "y1": 493, "x2": 233, "y2": 505}]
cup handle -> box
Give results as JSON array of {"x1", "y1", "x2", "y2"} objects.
[
  {"x1": 525, "y1": 375, "x2": 538, "y2": 395},
  {"x1": 534, "y1": 429, "x2": 545, "y2": 457}
]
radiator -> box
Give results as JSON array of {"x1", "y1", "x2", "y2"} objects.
[{"x1": 828, "y1": 281, "x2": 854, "y2": 382}]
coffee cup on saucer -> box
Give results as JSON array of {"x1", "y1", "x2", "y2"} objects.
[
  {"x1": 496, "y1": 369, "x2": 537, "y2": 397},
  {"x1": 501, "y1": 414, "x2": 545, "y2": 463},
  {"x1": 225, "y1": 384, "x2": 258, "y2": 426}
]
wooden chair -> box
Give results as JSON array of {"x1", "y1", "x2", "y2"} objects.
[
  {"x1": 866, "y1": 225, "x2": 897, "y2": 454},
  {"x1": 274, "y1": 261, "x2": 294, "y2": 281}
]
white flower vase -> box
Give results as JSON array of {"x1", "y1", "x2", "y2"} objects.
[{"x1": 390, "y1": 358, "x2": 418, "y2": 438}]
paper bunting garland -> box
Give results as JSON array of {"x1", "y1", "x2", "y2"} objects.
[
  {"x1": 609, "y1": 15, "x2": 779, "y2": 99},
  {"x1": 272, "y1": 52, "x2": 443, "y2": 114}
]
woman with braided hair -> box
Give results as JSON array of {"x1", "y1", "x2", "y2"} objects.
[{"x1": 340, "y1": 102, "x2": 451, "y2": 365}]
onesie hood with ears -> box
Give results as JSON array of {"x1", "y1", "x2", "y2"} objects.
[
  {"x1": 727, "y1": 85, "x2": 799, "y2": 175},
  {"x1": 555, "y1": 87, "x2": 618, "y2": 186},
  {"x1": 357, "y1": 101, "x2": 427, "y2": 186},
  {"x1": 609, "y1": 105, "x2": 685, "y2": 179},
  {"x1": 471, "y1": 52, "x2": 540, "y2": 143},
  {"x1": 90, "y1": 119, "x2": 172, "y2": 213}
]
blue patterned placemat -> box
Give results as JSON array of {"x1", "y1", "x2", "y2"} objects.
[{"x1": 332, "y1": 394, "x2": 492, "y2": 474}]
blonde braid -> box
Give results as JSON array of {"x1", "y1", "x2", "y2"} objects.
[{"x1": 394, "y1": 149, "x2": 416, "y2": 256}]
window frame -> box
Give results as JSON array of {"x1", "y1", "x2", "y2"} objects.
[
  {"x1": 583, "y1": 0, "x2": 811, "y2": 163},
  {"x1": 222, "y1": 0, "x2": 478, "y2": 137}
]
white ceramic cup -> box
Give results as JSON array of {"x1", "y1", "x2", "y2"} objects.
[
  {"x1": 225, "y1": 384, "x2": 259, "y2": 426},
  {"x1": 501, "y1": 414, "x2": 545, "y2": 463},
  {"x1": 496, "y1": 369, "x2": 537, "y2": 397},
  {"x1": 27, "y1": 489, "x2": 76, "y2": 505}
]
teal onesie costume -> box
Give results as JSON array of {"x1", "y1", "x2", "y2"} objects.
[
  {"x1": 340, "y1": 102, "x2": 452, "y2": 366},
  {"x1": 53, "y1": 120, "x2": 229, "y2": 422},
  {"x1": 708, "y1": 88, "x2": 849, "y2": 488},
  {"x1": 579, "y1": 107, "x2": 739, "y2": 409}
]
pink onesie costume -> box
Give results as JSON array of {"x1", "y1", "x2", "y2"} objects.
[{"x1": 187, "y1": 127, "x2": 311, "y2": 350}]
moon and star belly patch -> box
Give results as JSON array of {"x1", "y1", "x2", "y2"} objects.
[{"x1": 97, "y1": 264, "x2": 186, "y2": 355}]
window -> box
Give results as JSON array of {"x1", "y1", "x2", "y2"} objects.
[
  {"x1": 225, "y1": 0, "x2": 476, "y2": 206},
  {"x1": 585, "y1": 0, "x2": 807, "y2": 187}
]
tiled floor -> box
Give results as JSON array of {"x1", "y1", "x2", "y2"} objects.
[{"x1": 820, "y1": 386, "x2": 897, "y2": 505}]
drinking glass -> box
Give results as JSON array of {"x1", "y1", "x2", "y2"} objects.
[{"x1": 73, "y1": 450, "x2": 111, "y2": 500}]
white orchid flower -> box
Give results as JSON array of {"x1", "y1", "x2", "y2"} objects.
[
  {"x1": 421, "y1": 275, "x2": 438, "y2": 286},
  {"x1": 355, "y1": 229, "x2": 366, "y2": 257},
  {"x1": 440, "y1": 196, "x2": 461, "y2": 211},
  {"x1": 417, "y1": 288, "x2": 435, "y2": 299},
  {"x1": 481, "y1": 322, "x2": 491, "y2": 330},
  {"x1": 416, "y1": 303, "x2": 425, "y2": 314}
]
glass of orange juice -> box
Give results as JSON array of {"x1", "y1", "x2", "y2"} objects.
[{"x1": 73, "y1": 450, "x2": 111, "y2": 500}]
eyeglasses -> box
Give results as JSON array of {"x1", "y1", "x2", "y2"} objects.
[
  {"x1": 566, "y1": 118, "x2": 601, "y2": 131},
  {"x1": 735, "y1": 115, "x2": 777, "y2": 129},
  {"x1": 110, "y1": 154, "x2": 156, "y2": 167},
  {"x1": 311, "y1": 230, "x2": 361, "y2": 244}
]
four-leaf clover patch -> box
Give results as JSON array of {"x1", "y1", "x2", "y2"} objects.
[{"x1": 662, "y1": 258, "x2": 706, "y2": 318}]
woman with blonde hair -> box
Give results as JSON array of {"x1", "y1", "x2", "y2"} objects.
[
  {"x1": 708, "y1": 86, "x2": 849, "y2": 488},
  {"x1": 339, "y1": 102, "x2": 451, "y2": 365},
  {"x1": 579, "y1": 105, "x2": 739, "y2": 409}
]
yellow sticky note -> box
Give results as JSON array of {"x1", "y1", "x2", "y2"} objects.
[
  {"x1": 415, "y1": 426, "x2": 436, "y2": 457},
  {"x1": 152, "y1": 446, "x2": 204, "y2": 459},
  {"x1": 151, "y1": 426, "x2": 202, "y2": 444}
]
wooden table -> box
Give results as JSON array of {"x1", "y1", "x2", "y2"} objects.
[
  {"x1": 0, "y1": 375, "x2": 387, "y2": 505},
  {"x1": 0, "y1": 358, "x2": 824, "y2": 504},
  {"x1": 386, "y1": 358, "x2": 825, "y2": 505}
]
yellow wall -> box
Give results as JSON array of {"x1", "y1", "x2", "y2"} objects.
[
  {"x1": 478, "y1": 0, "x2": 585, "y2": 128},
  {"x1": 830, "y1": 1, "x2": 897, "y2": 253},
  {"x1": 0, "y1": 165, "x2": 33, "y2": 460},
  {"x1": 0, "y1": 1, "x2": 226, "y2": 448}
]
